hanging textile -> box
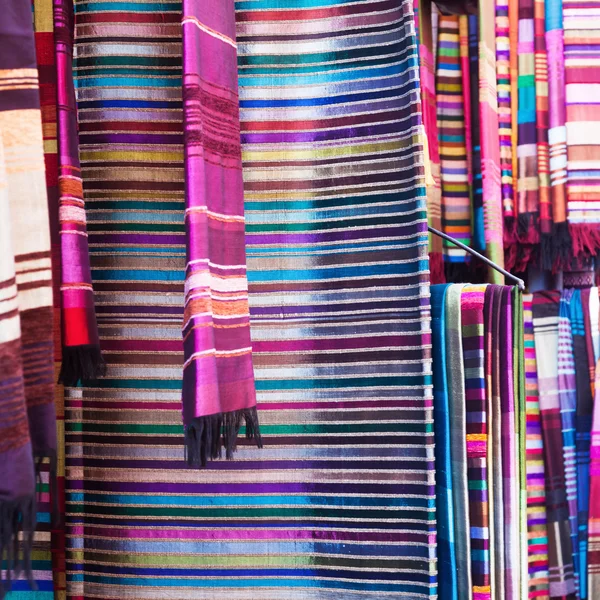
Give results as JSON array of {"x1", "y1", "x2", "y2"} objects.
[
  {"x1": 446, "y1": 283, "x2": 473, "y2": 600},
  {"x1": 478, "y1": 0, "x2": 505, "y2": 280},
  {"x1": 589, "y1": 360, "x2": 600, "y2": 598},
  {"x1": 563, "y1": 0, "x2": 600, "y2": 259},
  {"x1": 546, "y1": 0, "x2": 572, "y2": 266},
  {"x1": 523, "y1": 294, "x2": 551, "y2": 598},
  {"x1": 569, "y1": 290, "x2": 594, "y2": 599},
  {"x1": 496, "y1": 0, "x2": 516, "y2": 250},
  {"x1": 437, "y1": 15, "x2": 472, "y2": 264},
  {"x1": 461, "y1": 284, "x2": 491, "y2": 600},
  {"x1": 419, "y1": 0, "x2": 445, "y2": 283},
  {"x1": 432, "y1": 284, "x2": 458, "y2": 600},
  {"x1": 63, "y1": 0, "x2": 437, "y2": 598},
  {"x1": 181, "y1": 0, "x2": 260, "y2": 463},
  {"x1": 54, "y1": 0, "x2": 104, "y2": 385},
  {"x1": 0, "y1": 0, "x2": 56, "y2": 591},
  {"x1": 516, "y1": 0, "x2": 541, "y2": 255},
  {"x1": 532, "y1": 291, "x2": 576, "y2": 599},
  {"x1": 558, "y1": 290, "x2": 580, "y2": 592}
]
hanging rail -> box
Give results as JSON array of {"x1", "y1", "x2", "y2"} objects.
[{"x1": 428, "y1": 225, "x2": 526, "y2": 291}]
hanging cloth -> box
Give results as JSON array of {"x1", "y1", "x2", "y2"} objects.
[
  {"x1": 446, "y1": 283, "x2": 473, "y2": 600},
  {"x1": 181, "y1": 0, "x2": 261, "y2": 463},
  {"x1": 523, "y1": 294, "x2": 551, "y2": 598},
  {"x1": 589, "y1": 359, "x2": 600, "y2": 598},
  {"x1": 532, "y1": 291, "x2": 577, "y2": 599},
  {"x1": 0, "y1": 0, "x2": 56, "y2": 591}
]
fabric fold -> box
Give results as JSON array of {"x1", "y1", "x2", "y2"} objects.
[{"x1": 181, "y1": 0, "x2": 261, "y2": 465}]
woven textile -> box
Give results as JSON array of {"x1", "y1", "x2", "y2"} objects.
[
  {"x1": 546, "y1": 0, "x2": 571, "y2": 265},
  {"x1": 65, "y1": 0, "x2": 437, "y2": 598},
  {"x1": 496, "y1": 0, "x2": 516, "y2": 240},
  {"x1": 437, "y1": 15, "x2": 471, "y2": 263},
  {"x1": 54, "y1": 0, "x2": 104, "y2": 386},
  {"x1": 432, "y1": 284, "x2": 457, "y2": 600},
  {"x1": 446, "y1": 283, "x2": 473, "y2": 600},
  {"x1": 589, "y1": 360, "x2": 600, "y2": 597},
  {"x1": 563, "y1": 0, "x2": 600, "y2": 258},
  {"x1": 523, "y1": 294, "x2": 551, "y2": 599},
  {"x1": 532, "y1": 291, "x2": 576, "y2": 599},
  {"x1": 478, "y1": 0, "x2": 505, "y2": 279},
  {"x1": 591, "y1": 288, "x2": 599, "y2": 362},
  {"x1": 181, "y1": 0, "x2": 259, "y2": 464},
  {"x1": 569, "y1": 290, "x2": 594, "y2": 599},
  {"x1": 517, "y1": 0, "x2": 540, "y2": 248},
  {"x1": 418, "y1": 0, "x2": 445, "y2": 283},
  {"x1": 558, "y1": 290, "x2": 579, "y2": 592},
  {"x1": 0, "y1": 0, "x2": 56, "y2": 592},
  {"x1": 461, "y1": 284, "x2": 491, "y2": 600}
]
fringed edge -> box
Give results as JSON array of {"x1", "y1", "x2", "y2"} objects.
[
  {"x1": 0, "y1": 495, "x2": 36, "y2": 600},
  {"x1": 551, "y1": 221, "x2": 574, "y2": 271},
  {"x1": 428, "y1": 252, "x2": 446, "y2": 284},
  {"x1": 569, "y1": 222, "x2": 600, "y2": 260},
  {"x1": 540, "y1": 233, "x2": 554, "y2": 271},
  {"x1": 516, "y1": 212, "x2": 540, "y2": 245},
  {"x1": 58, "y1": 345, "x2": 106, "y2": 387},
  {"x1": 185, "y1": 407, "x2": 262, "y2": 468}
]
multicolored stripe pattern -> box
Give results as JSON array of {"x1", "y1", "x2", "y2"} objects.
[
  {"x1": 437, "y1": 14, "x2": 472, "y2": 262},
  {"x1": 523, "y1": 294, "x2": 550, "y2": 599},
  {"x1": 65, "y1": 0, "x2": 436, "y2": 598},
  {"x1": 589, "y1": 359, "x2": 600, "y2": 598},
  {"x1": 461, "y1": 284, "x2": 491, "y2": 600}
]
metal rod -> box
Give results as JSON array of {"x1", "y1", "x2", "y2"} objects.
[{"x1": 427, "y1": 225, "x2": 526, "y2": 291}]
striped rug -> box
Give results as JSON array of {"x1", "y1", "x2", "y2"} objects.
[{"x1": 65, "y1": 0, "x2": 436, "y2": 598}]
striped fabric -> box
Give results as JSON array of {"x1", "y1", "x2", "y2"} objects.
[
  {"x1": 418, "y1": 0, "x2": 445, "y2": 283},
  {"x1": 563, "y1": 0, "x2": 600, "y2": 258},
  {"x1": 0, "y1": 0, "x2": 56, "y2": 592},
  {"x1": 496, "y1": 0, "x2": 516, "y2": 235},
  {"x1": 532, "y1": 292, "x2": 576, "y2": 599},
  {"x1": 517, "y1": 0, "x2": 540, "y2": 245},
  {"x1": 546, "y1": 0, "x2": 571, "y2": 264},
  {"x1": 181, "y1": 0, "x2": 259, "y2": 463},
  {"x1": 437, "y1": 15, "x2": 472, "y2": 262},
  {"x1": 461, "y1": 284, "x2": 491, "y2": 600},
  {"x1": 569, "y1": 290, "x2": 594, "y2": 599},
  {"x1": 558, "y1": 290, "x2": 580, "y2": 592},
  {"x1": 446, "y1": 284, "x2": 473, "y2": 600},
  {"x1": 54, "y1": 0, "x2": 104, "y2": 385},
  {"x1": 534, "y1": 0, "x2": 552, "y2": 265},
  {"x1": 431, "y1": 284, "x2": 457, "y2": 600},
  {"x1": 523, "y1": 294, "x2": 551, "y2": 599},
  {"x1": 65, "y1": 1, "x2": 436, "y2": 599},
  {"x1": 589, "y1": 360, "x2": 600, "y2": 597},
  {"x1": 478, "y1": 0, "x2": 505, "y2": 279}
]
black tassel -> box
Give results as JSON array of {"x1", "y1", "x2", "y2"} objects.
[
  {"x1": 185, "y1": 407, "x2": 262, "y2": 467},
  {"x1": 540, "y1": 233, "x2": 554, "y2": 271},
  {"x1": 552, "y1": 221, "x2": 573, "y2": 270},
  {"x1": 58, "y1": 345, "x2": 106, "y2": 386},
  {"x1": 0, "y1": 496, "x2": 37, "y2": 600}
]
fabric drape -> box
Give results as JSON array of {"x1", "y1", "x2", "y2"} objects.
[
  {"x1": 589, "y1": 360, "x2": 600, "y2": 597},
  {"x1": 0, "y1": 0, "x2": 56, "y2": 591}
]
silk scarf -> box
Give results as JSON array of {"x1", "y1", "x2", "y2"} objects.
[
  {"x1": 0, "y1": 0, "x2": 56, "y2": 592},
  {"x1": 532, "y1": 291, "x2": 576, "y2": 599},
  {"x1": 558, "y1": 290, "x2": 580, "y2": 592},
  {"x1": 181, "y1": 0, "x2": 260, "y2": 464},
  {"x1": 461, "y1": 284, "x2": 491, "y2": 600},
  {"x1": 446, "y1": 284, "x2": 473, "y2": 600},
  {"x1": 589, "y1": 359, "x2": 600, "y2": 598},
  {"x1": 523, "y1": 294, "x2": 551, "y2": 598},
  {"x1": 54, "y1": 0, "x2": 104, "y2": 386},
  {"x1": 432, "y1": 284, "x2": 457, "y2": 600}
]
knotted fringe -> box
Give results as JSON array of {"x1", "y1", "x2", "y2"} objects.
[
  {"x1": 0, "y1": 496, "x2": 36, "y2": 600},
  {"x1": 185, "y1": 407, "x2": 262, "y2": 468},
  {"x1": 551, "y1": 221, "x2": 574, "y2": 271},
  {"x1": 569, "y1": 222, "x2": 600, "y2": 261},
  {"x1": 540, "y1": 233, "x2": 554, "y2": 271},
  {"x1": 516, "y1": 212, "x2": 540, "y2": 245},
  {"x1": 58, "y1": 345, "x2": 106, "y2": 386}
]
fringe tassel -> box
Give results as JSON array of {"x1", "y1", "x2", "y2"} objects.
[
  {"x1": 540, "y1": 233, "x2": 554, "y2": 271},
  {"x1": 0, "y1": 496, "x2": 36, "y2": 600},
  {"x1": 185, "y1": 407, "x2": 262, "y2": 468},
  {"x1": 429, "y1": 252, "x2": 446, "y2": 284},
  {"x1": 569, "y1": 222, "x2": 600, "y2": 259},
  {"x1": 551, "y1": 221, "x2": 573, "y2": 271},
  {"x1": 516, "y1": 212, "x2": 540, "y2": 245},
  {"x1": 58, "y1": 345, "x2": 106, "y2": 386}
]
